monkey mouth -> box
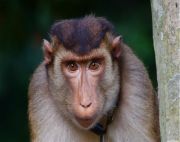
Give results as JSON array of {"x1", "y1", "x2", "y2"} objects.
[{"x1": 75, "y1": 116, "x2": 95, "y2": 128}]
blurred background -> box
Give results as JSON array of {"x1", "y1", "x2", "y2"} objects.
[{"x1": 0, "y1": 0, "x2": 156, "y2": 141}]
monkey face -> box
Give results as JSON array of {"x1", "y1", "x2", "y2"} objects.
[
  {"x1": 49, "y1": 46, "x2": 120, "y2": 129},
  {"x1": 61, "y1": 57, "x2": 105, "y2": 128}
]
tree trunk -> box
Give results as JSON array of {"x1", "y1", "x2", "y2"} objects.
[{"x1": 151, "y1": 0, "x2": 180, "y2": 141}]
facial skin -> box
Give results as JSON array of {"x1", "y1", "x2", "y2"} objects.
[{"x1": 61, "y1": 56, "x2": 105, "y2": 127}]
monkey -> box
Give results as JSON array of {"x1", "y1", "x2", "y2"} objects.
[{"x1": 28, "y1": 15, "x2": 160, "y2": 142}]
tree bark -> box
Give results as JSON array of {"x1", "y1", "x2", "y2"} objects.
[{"x1": 151, "y1": 0, "x2": 180, "y2": 141}]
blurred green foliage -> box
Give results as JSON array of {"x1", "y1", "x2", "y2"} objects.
[{"x1": 0, "y1": 0, "x2": 156, "y2": 141}]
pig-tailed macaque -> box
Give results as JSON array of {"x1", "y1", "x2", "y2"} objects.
[{"x1": 28, "y1": 15, "x2": 160, "y2": 142}]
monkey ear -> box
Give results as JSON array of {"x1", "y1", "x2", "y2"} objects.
[
  {"x1": 43, "y1": 39, "x2": 53, "y2": 64},
  {"x1": 111, "y1": 36, "x2": 123, "y2": 59}
]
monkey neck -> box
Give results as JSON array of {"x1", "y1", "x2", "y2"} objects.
[{"x1": 91, "y1": 97, "x2": 119, "y2": 141}]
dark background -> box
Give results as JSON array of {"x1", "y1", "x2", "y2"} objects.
[{"x1": 0, "y1": 0, "x2": 156, "y2": 141}]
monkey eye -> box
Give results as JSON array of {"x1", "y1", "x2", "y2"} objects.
[
  {"x1": 89, "y1": 59, "x2": 101, "y2": 71},
  {"x1": 66, "y1": 61, "x2": 78, "y2": 72}
]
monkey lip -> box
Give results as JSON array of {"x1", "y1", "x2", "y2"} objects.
[{"x1": 75, "y1": 116, "x2": 95, "y2": 128}]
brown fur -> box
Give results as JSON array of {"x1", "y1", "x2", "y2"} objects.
[
  {"x1": 50, "y1": 15, "x2": 114, "y2": 55},
  {"x1": 28, "y1": 16, "x2": 160, "y2": 142}
]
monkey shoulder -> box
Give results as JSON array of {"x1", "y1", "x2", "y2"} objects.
[
  {"x1": 121, "y1": 44, "x2": 148, "y2": 76},
  {"x1": 120, "y1": 44, "x2": 154, "y2": 94}
]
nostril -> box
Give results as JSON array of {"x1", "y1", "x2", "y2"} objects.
[{"x1": 80, "y1": 102, "x2": 92, "y2": 108}]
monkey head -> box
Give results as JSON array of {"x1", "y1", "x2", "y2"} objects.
[{"x1": 43, "y1": 16, "x2": 122, "y2": 129}]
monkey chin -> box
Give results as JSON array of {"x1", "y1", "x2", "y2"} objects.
[{"x1": 74, "y1": 116, "x2": 99, "y2": 130}]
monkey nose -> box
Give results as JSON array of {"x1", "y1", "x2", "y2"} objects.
[{"x1": 80, "y1": 102, "x2": 92, "y2": 108}]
